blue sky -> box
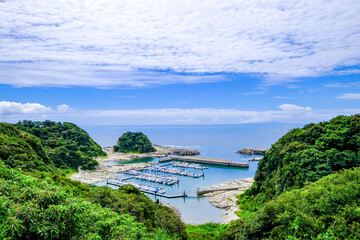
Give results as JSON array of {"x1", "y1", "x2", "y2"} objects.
[{"x1": 0, "y1": 0, "x2": 359, "y2": 126}]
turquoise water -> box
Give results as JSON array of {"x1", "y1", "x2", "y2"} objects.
[{"x1": 87, "y1": 123, "x2": 302, "y2": 224}]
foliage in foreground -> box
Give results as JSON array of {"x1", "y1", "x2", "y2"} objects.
[
  {"x1": 27, "y1": 170, "x2": 187, "y2": 239},
  {"x1": 15, "y1": 120, "x2": 106, "y2": 170},
  {"x1": 238, "y1": 114, "x2": 360, "y2": 216},
  {"x1": 114, "y1": 131, "x2": 156, "y2": 153},
  {"x1": 223, "y1": 167, "x2": 360, "y2": 239},
  {"x1": 0, "y1": 123, "x2": 54, "y2": 172},
  {"x1": 186, "y1": 223, "x2": 229, "y2": 240},
  {"x1": 0, "y1": 159, "x2": 154, "y2": 239}
]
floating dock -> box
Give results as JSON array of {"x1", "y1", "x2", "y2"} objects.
[
  {"x1": 107, "y1": 180, "x2": 187, "y2": 198},
  {"x1": 159, "y1": 156, "x2": 249, "y2": 168}
]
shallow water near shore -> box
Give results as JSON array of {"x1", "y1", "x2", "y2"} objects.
[{"x1": 87, "y1": 123, "x2": 302, "y2": 224}]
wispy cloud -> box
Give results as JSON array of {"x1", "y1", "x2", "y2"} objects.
[
  {"x1": 2, "y1": 101, "x2": 359, "y2": 126},
  {"x1": 0, "y1": 0, "x2": 359, "y2": 87},
  {"x1": 274, "y1": 96, "x2": 295, "y2": 99},
  {"x1": 337, "y1": 93, "x2": 360, "y2": 99},
  {"x1": 325, "y1": 82, "x2": 360, "y2": 88}
]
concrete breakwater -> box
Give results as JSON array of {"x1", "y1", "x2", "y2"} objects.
[
  {"x1": 159, "y1": 156, "x2": 249, "y2": 168},
  {"x1": 236, "y1": 147, "x2": 266, "y2": 155}
]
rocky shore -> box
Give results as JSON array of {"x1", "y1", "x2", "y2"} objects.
[
  {"x1": 202, "y1": 178, "x2": 254, "y2": 224},
  {"x1": 70, "y1": 145, "x2": 200, "y2": 184}
]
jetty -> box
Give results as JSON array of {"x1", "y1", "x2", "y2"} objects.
[
  {"x1": 197, "y1": 186, "x2": 247, "y2": 195},
  {"x1": 159, "y1": 156, "x2": 249, "y2": 168}
]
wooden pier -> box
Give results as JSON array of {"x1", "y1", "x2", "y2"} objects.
[
  {"x1": 106, "y1": 180, "x2": 187, "y2": 198},
  {"x1": 159, "y1": 156, "x2": 249, "y2": 168}
]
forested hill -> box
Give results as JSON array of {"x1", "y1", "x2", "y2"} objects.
[
  {"x1": 241, "y1": 114, "x2": 360, "y2": 210},
  {"x1": 0, "y1": 121, "x2": 187, "y2": 239},
  {"x1": 15, "y1": 120, "x2": 106, "y2": 170},
  {"x1": 0, "y1": 123, "x2": 54, "y2": 172},
  {"x1": 220, "y1": 114, "x2": 360, "y2": 239}
]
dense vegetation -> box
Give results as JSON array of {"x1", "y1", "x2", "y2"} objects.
[
  {"x1": 0, "y1": 159, "x2": 177, "y2": 239},
  {"x1": 220, "y1": 114, "x2": 360, "y2": 239},
  {"x1": 0, "y1": 121, "x2": 186, "y2": 239},
  {"x1": 114, "y1": 132, "x2": 156, "y2": 153},
  {"x1": 0, "y1": 123, "x2": 54, "y2": 172},
  {"x1": 25, "y1": 171, "x2": 187, "y2": 239},
  {"x1": 239, "y1": 114, "x2": 360, "y2": 215},
  {"x1": 186, "y1": 223, "x2": 229, "y2": 240},
  {"x1": 224, "y1": 167, "x2": 360, "y2": 239},
  {"x1": 15, "y1": 120, "x2": 106, "y2": 170}
]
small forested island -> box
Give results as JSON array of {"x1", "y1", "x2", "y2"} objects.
[
  {"x1": 114, "y1": 131, "x2": 156, "y2": 153},
  {"x1": 1, "y1": 115, "x2": 360, "y2": 239}
]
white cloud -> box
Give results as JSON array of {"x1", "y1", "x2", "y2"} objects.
[
  {"x1": 57, "y1": 104, "x2": 71, "y2": 112},
  {"x1": 2, "y1": 101, "x2": 359, "y2": 125},
  {"x1": 337, "y1": 93, "x2": 360, "y2": 99},
  {"x1": 278, "y1": 104, "x2": 312, "y2": 111},
  {"x1": 0, "y1": 0, "x2": 359, "y2": 87},
  {"x1": 0, "y1": 101, "x2": 52, "y2": 115}
]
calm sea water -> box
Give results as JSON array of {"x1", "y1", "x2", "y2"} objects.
[{"x1": 84, "y1": 123, "x2": 302, "y2": 224}]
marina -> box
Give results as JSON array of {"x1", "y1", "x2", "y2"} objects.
[
  {"x1": 169, "y1": 161, "x2": 208, "y2": 170},
  {"x1": 147, "y1": 165, "x2": 204, "y2": 177},
  {"x1": 126, "y1": 169, "x2": 179, "y2": 185},
  {"x1": 107, "y1": 179, "x2": 187, "y2": 198}
]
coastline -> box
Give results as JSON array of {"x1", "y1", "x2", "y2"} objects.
[
  {"x1": 70, "y1": 145, "x2": 193, "y2": 184},
  {"x1": 70, "y1": 146, "x2": 255, "y2": 224},
  {"x1": 202, "y1": 177, "x2": 254, "y2": 224}
]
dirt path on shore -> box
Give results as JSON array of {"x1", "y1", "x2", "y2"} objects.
[{"x1": 202, "y1": 177, "x2": 254, "y2": 224}]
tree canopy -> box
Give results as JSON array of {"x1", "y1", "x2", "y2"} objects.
[
  {"x1": 15, "y1": 120, "x2": 106, "y2": 170},
  {"x1": 240, "y1": 114, "x2": 360, "y2": 213},
  {"x1": 0, "y1": 123, "x2": 54, "y2": 172},
  {"x1": 221, "y1": 114, "x2": 360, "y2": 239},
  {"x1": 224, "y1": 167, "x2": 360, "y2": 239},
  {"x1": 114, "y1": 132, "x2": 156, "y2": 153}
]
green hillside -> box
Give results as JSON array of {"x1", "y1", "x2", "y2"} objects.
[
  {"x1": 218, "y1": 114, "x2": 360, "y2": 239},
  {"x1": 223, "y1": 167, "x2": 360, "y2": 239},
  {"x1": 0, "y1": 159, "x2": 176, "y2": 239},
  {"x1": 114, "y1": 132, "x2": 156, "y2": 153},
  {"x1": 15, "y1": 120, "x2": 106, "y2": 170},
  {"x1": 239, "y1": 114, "x2": 360, "y2": 215},
  {"x1": 0, "y1": 123, "x2": 54, "y2": 172},
  {"x1": 0, "y1": 121, "x2": 187, "y2": 239}
]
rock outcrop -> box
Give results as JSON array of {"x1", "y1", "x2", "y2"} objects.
[
  {"x1": 203, "y1": 178, "x2": 254, "y2": 224},
  {"x1": 236, "y1": 148, "x2": 266, "y2": 155},
  {"x1": 172, "y1": 149, "x2": 200, "y2": 156}
]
